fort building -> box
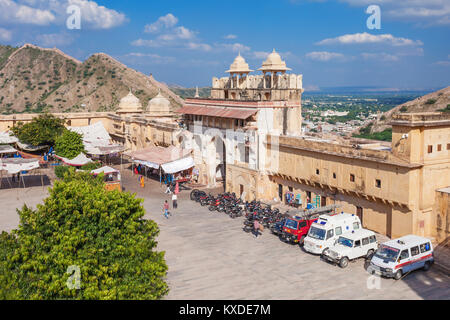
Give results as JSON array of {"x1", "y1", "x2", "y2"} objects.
[{"x1": 0, "y1": 51, "x2": 448, "y2": 242}]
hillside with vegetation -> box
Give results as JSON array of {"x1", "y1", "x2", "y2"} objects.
[
  {"x1": 170, "y1": 87, "x2": 211, "y2": 99},
  {"x1": 0, "y1": 44, "x2": 183, "y2": 114},
  {"x1": 353, "y1": 86, "x2": 450, "y2": 141}
]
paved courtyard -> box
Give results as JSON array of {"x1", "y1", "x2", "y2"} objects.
[{"x1": 1, "y1": 167, "x2": 449, "y2": 300}]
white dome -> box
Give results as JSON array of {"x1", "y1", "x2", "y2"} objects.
[
  {"x1": 147, "y1": 89, "x2": 171, "y2": 115},
  {"x1": 258, "y1": 49, "x2": 291, "y2": 72},
  {"x1": 226, "y1": 53, "x2": 253, "y2": 74},
  {"x1": 117, "y1": 91, "x2": 143, "y2": 113}
]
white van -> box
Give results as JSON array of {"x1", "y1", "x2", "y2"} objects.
[
  {"x1": 367, "y1": 235, "x2": 434, "y2": 280},
  {"x1": 303, "y1": 212, "x2": 361, "y2": 255},
  {"x1": 322, "y1": 229, "x2": 378, "y2": 268}
]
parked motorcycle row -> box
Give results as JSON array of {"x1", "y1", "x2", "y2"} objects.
[
  {"x1": 190, "y1": 189, "x2": 289, "y2": 232},
  {"x1": 190, "y1": 189, "x2": 245, "y2": 218}
]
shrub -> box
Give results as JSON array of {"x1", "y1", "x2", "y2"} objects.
[
  {"x1": 11, "y1": 113, "x2": 65, "y2": 147},
  {"x1": 425, "y1": 99, "x2": 436, "y2": 105},
  {"x1": 54, "y1": 130, "x2": 85, "y2": 160},
  {"x1": 0, "y1": 172, "x2": 168, "y2": 299},
  {"x1": 54, "y1": 165, "x2": 71, "y2": 179}
]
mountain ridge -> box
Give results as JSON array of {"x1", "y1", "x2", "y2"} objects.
[{"x1": 0, "y1": 44, "x2": 183, "y2": 114}]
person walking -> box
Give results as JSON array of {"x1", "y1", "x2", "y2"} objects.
[
  {"x1": 163, "y1": 200, "x2": 170, "y2": 219},
  {"x1": 172, "y1": 193, "x2": 178, "y2": 210},
  {"x1": 253, "y1": 219, "x2": 260, "y2": 238}
]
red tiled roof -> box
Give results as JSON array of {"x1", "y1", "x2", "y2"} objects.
[{"x1": 176, "y1": 105, "x2": 257, "y2": 120}]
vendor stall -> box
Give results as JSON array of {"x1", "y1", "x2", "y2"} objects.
[
  {"x1": 91, "y1": 166, "x2": 122, "y2": 192},
  {"x1": 124, "y1": 145, "x2": 194, "y2": 186},
  {"x1": 0, "y1": 158, "x2": 42, "y2": 189}
]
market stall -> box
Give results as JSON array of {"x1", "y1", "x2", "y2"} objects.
[
  {"x1": 68, "y1": 122, "x2": 126, "y2": 166},
  {"x1": 91, "y1": 166, "x2": 122, "y2": 191},
  {"x1": 0, "y1": 158, "x2": 42, "y2": 189},
  {"x1": 124, "y1": 145, "x2": 194, "y2": 185}
]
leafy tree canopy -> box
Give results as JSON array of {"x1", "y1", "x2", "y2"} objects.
[
  {"x1": 54, "y1": 130, "x2": 85, "y2": 159},
  {"x1": 0, "y1": 171, "x2": 169, "y2": 300},
  {"x1": 11, "y1": 113, "x2": 66, "y2": 147}
]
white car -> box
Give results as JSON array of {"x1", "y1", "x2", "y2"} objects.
[
  {"x1": 303, "y1": 212, "x2": 361, "y2": 255},
  {"x1": 367, "y1": 235, "x2": 434, "y2": 280},
  {"x1": 322, "y1": 229, "x2": 378, "y2": 268}
]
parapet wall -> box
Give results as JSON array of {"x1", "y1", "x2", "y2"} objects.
[{"x1": 212, "y1": 74, "x2": 303, "y2": 90}]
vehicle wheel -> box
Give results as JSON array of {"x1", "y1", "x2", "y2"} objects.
[
  {"x1": 298, "y1": 236, "x2": 305, "y2": 247},
  {"x1": 394, "y1": 270, "x2": 402, "y2": 280},
  {"x1": 423, "y1": 261, "x2": 431, "y2": 271},
  {"x1": 321, "y1": 248, "x2": 329, "y2": 256},
  {"x1": 366, "y1": 249, "x2": 374, "y2": 259},
  {"x1": 339, "y1": 257, "x2": 349, "y2": 269},
  {"x1": 208, "y1": 206, "x2": 215, "y2": 211},
  {"x1": 190, "y1": 189, "x2": 198, "y2": 201}
]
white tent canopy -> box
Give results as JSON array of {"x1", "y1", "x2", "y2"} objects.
[
  {"x1": 55, "y1": 153, "x2": 93, "y2": 166},
  {"x1": 133, "y1": 159, "x2": 159, "y2": 170},
  {"x1": 91, "y1": 166, "x2": 119, "y2": 175},
  {"x1": 0, "y1": 131, "x2": 18, "y2": 144},
  {"x1": 0, "y1": 145, "x2": 17, "y2": 154},
  {"x1": 161, "y1": 156, "x2": 195, "y2": 174},
  {"x1": 68, "y1": 122, "x2": 125, "y2": 156},
  {"x1": 0, "y1": 158, "x2": 40, "y2": 174},
  {"x1": 16, "y1": 141, "x2": 49, "y2": 152}
]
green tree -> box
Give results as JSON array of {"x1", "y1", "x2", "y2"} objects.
[
  {"x1": 0, "y1": 172, "x2": 169, "y2": 300},
  {"x1": 54, "y1": 130, "x2": 85, "y2": 159},
  {"x1": 11, "y1": 113, "x2": 65, "y2": 146}
]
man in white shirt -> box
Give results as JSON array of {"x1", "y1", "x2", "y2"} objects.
[{"x1": 172, "y1": 193, "x2": 178, "y2": 209}]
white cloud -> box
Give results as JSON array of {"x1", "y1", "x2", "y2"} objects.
[
  {"x1": 361, "y1": 52, "x2": 399, "y2": 62},
  {"x1": 36, "y1": 32, "x2": 74, "y2": 47},
  {"x1": 0, "y1": 28, "x2": 12, "y2": 41},
  {"x1": 186, "y1": 42, "x2": 212, "y2": 52},
  {"x1": 123, "y1": 52, "x2": 176, "y2": 64},
  {"x1": 252, "y1": 51, "x2": 270, "y2": 59},
  {"x1": 0, "y1": 0, "x2": 126, "y2": 29},
  {"x1": 0, "y1": 0, "x2": 55, "y2": 25},
  {"x1": 216, "y1": 43, "x2": 251, "y2": 53},
  {"x1": 316, "y1": 32, "x2": 423, "y2": 46},
  {"x1": 340, "y1": 0, "x2": 450, "y2": 26},
  {"x1": 434, "y1": 61, "x2": 450, "y2": 66},
  {"x1": 145, "y1": 13, "x2": 178, "y2": 33},
  {"x1": 223, "y1": 34, "x2": 237, "y2": 39},
  {"x1": 67, "y1": 0, "x2": 127, "y2": 29},
  {"x1": 306, "y1": 51, "x2": 345, "y2": 61}
]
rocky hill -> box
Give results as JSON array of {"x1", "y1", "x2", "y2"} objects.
[
  {"x1": 0, "y1": 44, "x2": 184, "y2": 114},
  {"x1": 359, "y1": 86, "x2": 450, "y2": 135}
]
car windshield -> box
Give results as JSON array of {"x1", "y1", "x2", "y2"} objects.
[
  {"x1": 308, "y1": 226, "x2": 326, "y2": 240},
  {"x1": 375, "y1": 245, "x2": 400, "y2": 262},
  {"x1": 285, "y1": 219, "x2": 298, "y2": 230},
  {"x1": 337, "y1": 237, "x2": 353, "y2": 248}
]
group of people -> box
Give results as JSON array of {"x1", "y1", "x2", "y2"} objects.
[{"x1": 163, "y1": 193, "x2": 178, "y2": 219}]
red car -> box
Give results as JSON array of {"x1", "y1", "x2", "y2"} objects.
[{"x1": 281, "y1": 216, "x2": 318, "y2": 246}]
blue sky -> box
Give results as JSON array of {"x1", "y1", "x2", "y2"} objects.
[{"x1": 0, "y1": 0, "x2": 449, "y2": 90}]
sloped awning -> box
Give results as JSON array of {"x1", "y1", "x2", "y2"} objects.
[
  {"x1": 55, "y1": 153, "x2": 93, "y2": 167},
  {"x1": 176, "y1": 105, "x2": 257, "y2": 120},
  {"x1": 125, "y1": 145, "x2": 192, "y2": 165},
  {"x1": 0, "y1": 132, "x2": 18, "y2": 144},
  {"x1": 161, "y1": 156, "x2": 195, "y2": 174},
  {"x1": 91, "y1": 166, "x2": 119, "y2": 175},
  {"x1": 0, "y1": 145, "x2": 17, "y2": 154},
  {"x1": 0, "y1": 158, "x2": 40, "y2": 174},
  {"x1": 68, "y1": 122, "x2": 125, "y2": 156}
]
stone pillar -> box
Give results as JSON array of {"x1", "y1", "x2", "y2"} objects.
[
  {"x1": 263, "y1": 72, "x2": 266, "y2": 88},
  {"x1": 270, "y1": 72, "x2": 274, "y2": 89}
]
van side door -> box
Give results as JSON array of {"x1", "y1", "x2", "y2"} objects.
[
  {"x1": 353, "y1": 239, "x2": 363, "y2": 259},
  {"x1": 398, "y1": 249, "x2": 412, "y2": 273},
  {"x1": 410, "y1": 246, "x2": 423, "y2": 270}
]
